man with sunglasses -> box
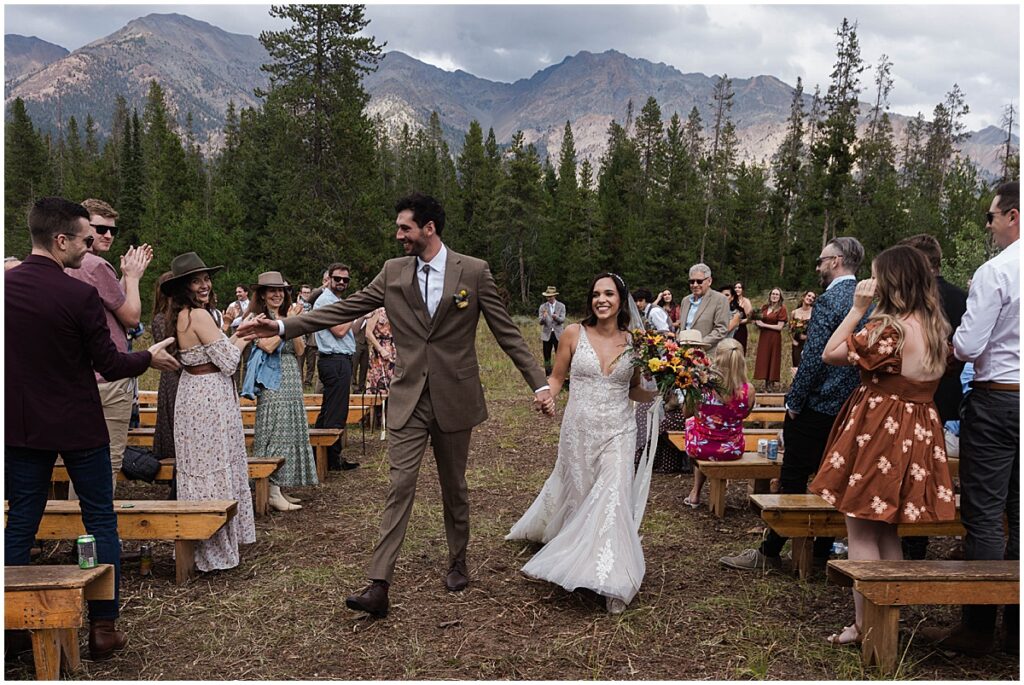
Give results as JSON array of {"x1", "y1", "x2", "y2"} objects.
[
  {"x1": 6, "y1": 197, "x2": 179, "y2": 661},
  {"x1": 922, "y1": 181, "x2": 1020, "y2": 656},
  {"x1": 65, "y1": 198, "x2": 153, "y2": 494},
  {"x1": 312, "y1": 262, "x2": 362, "y2": 470}
]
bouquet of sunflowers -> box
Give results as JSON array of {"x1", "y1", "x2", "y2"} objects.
[{"x1": 626, "y1": 328, "x2": 718, "y2": 413}]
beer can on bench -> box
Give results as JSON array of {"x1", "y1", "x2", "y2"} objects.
[
  {"x1": 757, "y1": 439, "x2": 768, "y2": 456},
  {"x1": 76, "y1": 534, "x2": 97, "y2": 569},
  {"x1": 767, "y1": 440, "x2": 779, "y2": 461}
]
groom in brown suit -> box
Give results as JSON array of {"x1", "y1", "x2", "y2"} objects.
[{"x1": 239, "y1": 192, "x2": 553, "y2": 617}]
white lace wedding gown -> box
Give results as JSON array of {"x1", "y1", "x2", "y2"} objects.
[{"x1": 506, "y1": 326, "x2": 645, "y2": 605}]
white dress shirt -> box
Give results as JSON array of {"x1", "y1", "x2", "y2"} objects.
[
  {"x1": 953, "y1": 239, "x2": 1019, "y2": 382},
  {"x1": 417, "y1": 243, "x2": 448, "y2": 317},
  {"x1": 648, "y1": 304, "x2": 672, "y2": 333}
]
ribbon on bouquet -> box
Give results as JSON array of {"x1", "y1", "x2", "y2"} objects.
[{"x1": 632, "y1": 394, "x2": 665, "y2": 532}]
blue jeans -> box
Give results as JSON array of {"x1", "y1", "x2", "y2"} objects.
[{"x1": 5, "y1": 445, "x2": 121, "y2": 620}]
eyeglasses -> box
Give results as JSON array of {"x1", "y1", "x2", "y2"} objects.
[
  {"x1": 331, "y1": 275, "x2": 350, "y2": 283},
  {"x1": 815, "y1": 254, "x2": 840, "y2": 266},
  {"x1": 90, "y1": 223, "x2": 118, "y2": 237},
  {"x1": 61, "y1": 233, "x2": 95, "y2": 248},
  {"x1": 986, "y1": 209, "x2": 1013, "y2": 224},
  {"x1": 688, "y1": 277, "x2": 708, "y2": 285}
]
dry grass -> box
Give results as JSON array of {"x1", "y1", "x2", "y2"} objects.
[{"x1": 5, "y1": 317, "x2": 1016, "y2": 680}]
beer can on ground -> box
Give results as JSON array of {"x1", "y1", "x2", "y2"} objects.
[
  {"x1": 139, "y1": 544, "x2": 153, "y2": 577},
  {"x1": 767, "y1": 440, "x2": 779, "y2": 461},
  {"x1": 757, "y1": 439, "x2": 769, "y2": 456},
  {"x1": 76, "y1": 535, "x2": 97, "y2": 569}
]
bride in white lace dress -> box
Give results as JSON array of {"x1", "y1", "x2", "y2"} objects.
[{"x1": 507, "y1": 273, "x2": 657, "y2": 614}]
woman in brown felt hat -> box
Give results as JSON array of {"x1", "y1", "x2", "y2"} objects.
[
  {"x1": 163, "y1": 252, "x2": 256, "y2": 571},
  {"x1": 246, "y1": 271, "x2": 319, "y2": 511}
]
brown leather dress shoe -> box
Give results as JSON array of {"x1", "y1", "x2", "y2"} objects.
[
  {"x1": 88, "y1": 619, "x2": 128, "y2": 660},
  {"x1": 918, "y1": 624, "x2": 996, "y2": 657},
  {"x1": 345, "y1": 580, "x2": 389, "y2": 618},
  {"x1": 445, "y1": 561, "x2": 469, "y2": 592}
]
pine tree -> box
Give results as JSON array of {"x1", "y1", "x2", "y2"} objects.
[
  {"x1": 770, "y1": 77, "x2": 806, "y2": 279},
  {"x1": 4, "y1": 98, "x2": 50, "y2": 255},
  {"x1": 702, "y1": 74, "x2": 737, "y2": 263},
  {"x1": 1000, "y1": 103, "x2": 1019, "y2": 183}
]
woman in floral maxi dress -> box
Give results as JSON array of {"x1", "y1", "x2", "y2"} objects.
[
  {"x1": 166, "y1": 253, "x2": 256, "y2": 572},
  {"x1": 810, "y1": 245, "x2": 956, "y2": 645}
]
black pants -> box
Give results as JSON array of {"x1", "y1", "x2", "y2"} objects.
[
  {"x1": 316, "y1": 353, "x2": 353, "y2": 466},
  {"x1": 542, "y1": 336, "x2": 559, "y2": 374},
  {"x1": 959, "y1": 388, "x2": 1020, "y2": 633},
  {"x1": 352, "y1": 337, "x2": 370, "y2": 391},
  {"x1": 761, "y1": 408, "x2": 837, "y2": 559}
]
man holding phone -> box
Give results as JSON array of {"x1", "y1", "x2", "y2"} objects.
[{"x1": 65, "y1": 198, "x2": 154, "y2": 492}]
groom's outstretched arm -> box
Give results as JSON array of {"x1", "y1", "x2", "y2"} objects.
[
  {"x1": 282, "y1": 268, "x2": 387, "y2": 340},
  {"x1": 477, "y1": 263, "x2": 549, "y2": 393}
]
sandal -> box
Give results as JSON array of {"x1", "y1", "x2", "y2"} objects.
[
  {"x1": 683, "y1": 495, "x2": 701, "y2": 509},
  {"x1": 826, "y1": 624, "x2": 862, "y2": 646}
]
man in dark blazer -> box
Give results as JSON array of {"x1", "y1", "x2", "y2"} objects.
[
  {"x1": 5, "y1": 197, "x2": 178, "y2": 660},
  {"x1": 240, "y1": 192, "x2": 554, "y2": 618},
  {"x1": 721, "y1": 237, "x2": 869, "y2": 573}
]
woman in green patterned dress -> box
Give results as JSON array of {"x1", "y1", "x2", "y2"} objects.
[{"x1": 248, "y1": 271, "x2": 319, "y2": 511}]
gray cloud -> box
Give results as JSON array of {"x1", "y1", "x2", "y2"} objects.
[{"x1": 3, "y1": 3, "x2": 1018, "y2": 130}]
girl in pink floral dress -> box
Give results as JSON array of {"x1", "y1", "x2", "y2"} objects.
[
  {"x1": 684, "y1": 338, "x2": 755, "y2": 507},
  {"x1": 810, "y1": 245, "x2": 956, "y2": 646}
]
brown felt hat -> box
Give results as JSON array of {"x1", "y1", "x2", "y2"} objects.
[
  {"x1": 160, "y1": 252, "x2": 223, "y2": 295},
  {"x1": 251, "y1": 271, "x2": 291, "y2": 292}
]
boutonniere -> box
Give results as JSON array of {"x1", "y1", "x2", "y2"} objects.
[{"x1": 454, "y1": 289, "x2": 470, "y2": 309}]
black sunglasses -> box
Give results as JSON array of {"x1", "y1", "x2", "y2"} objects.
[
  {"x1": 331, "y1": 275, "x2": 350, "y2": 283},
  {"x1": 62, "y1": 232, "x2": 95, "y2": 248},
  {"x1": 986, "y1": 209, "x2": 1013, "y2": 224},
  {"x1": 688, "y1": 277, "x2": 708, "y2": 285},
  {"x1": 90, "y1": 223, "x2": 119, "y2": 237},
  {"x1": 815, "y1": 254, "x2": 839, "y2": 266}
]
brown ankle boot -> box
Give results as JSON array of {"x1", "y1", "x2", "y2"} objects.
[{"x1": 88, "y1": 618, "x2": 127, "y2": 660}]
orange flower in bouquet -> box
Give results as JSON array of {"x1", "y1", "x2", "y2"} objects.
[{"x1": 625, "y1": 328, "x2": 718, "y2": 412}]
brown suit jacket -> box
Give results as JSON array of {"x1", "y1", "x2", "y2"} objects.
[
  {"x1": 678, "y1": 289, "x2": 731, "y2": 351},
  {"x1": 282, "y1": 248, "x2": 547, "y2": 432}
]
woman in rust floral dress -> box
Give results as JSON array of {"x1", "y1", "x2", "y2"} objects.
[
  {"x1": 810, "y1": 245, "x2": 956, "y2": 646},
  {"x1": 753, "y1": 288, "x2": 787, "y2": 391}
]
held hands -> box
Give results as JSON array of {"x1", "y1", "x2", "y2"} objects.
[
  {"x1": 120, "y1": 244, "x2": 153, "y2": 279},
  {"x1": 236, "y1": 314, "x2": 279, "y2": 340},
  {"x1": 288, "y1": 303, "x2": 304, "y2": 317},
  {"x1": 533, "y1": 388, "x2": 556, "y2": 416},
  {"x1": 853, "y1": 279, "x2": 877, "y2": 312},
  {"x1": 147, "y1": 337, "x2": 180, "y2": 372}
]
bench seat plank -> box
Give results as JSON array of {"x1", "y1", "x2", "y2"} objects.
[{"x1": 826, "y1": 560, "x2": 1020, "y2": 674}]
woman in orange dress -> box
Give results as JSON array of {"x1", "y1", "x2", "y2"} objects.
[
  {"x1": 809, "y1": 245, "x2": 956, "y2": 646},
  {"x1": 753, "y1": 288, "x2": 787, "y2": 391}
]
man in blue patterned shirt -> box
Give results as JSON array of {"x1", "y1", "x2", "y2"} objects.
[{"x1": 721, "y1": 236, "x2": 869, "y2": 573}]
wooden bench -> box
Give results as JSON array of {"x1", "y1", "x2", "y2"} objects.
[
  {"x1": 137, "y1": 404, "x2": 368, "y2": 428},
  {"x1": 139, "y1": 390, "x2": 385, "y2": 409},
  {"x1": 695, "y1": 453, "x2": 783, "y2": 518},
  {"x1": 749, "y1": 494, "x2": 965, "y2": 579},
  {"x1": 6, "y1": 500, "x2": 238, "y2": 585},
  {"x1": 827, "y1": 560, "x2": 1020, "y2": 674},
  {"x1": 5, "y1": 564, "x2": 115, "y2": 680},
  {"x1": 51, "y1": 458, "x2": 284, "y2": 517},
  {"x1": 755, "y1": 393, "x2": 786, "y2": 407},
  {"x1": 744, "y1": 407, "x2": 786, "y2": 427},
  {"x1": 667, "y1": 429, "x2": 783, "y2": 456}
]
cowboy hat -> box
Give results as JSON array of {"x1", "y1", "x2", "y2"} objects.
[
  {"x1": 542, "y1": 285, "x2": 559, "y2": 297},
  {"x1": 160, "y1": 252, "x2": 223, "y2": 295},
  {"x1": 676, "y1": 329, "x2": 709, "y2": 347},
  {"x1": 251, "y1": 271, "x2": 292, "y2": 292}
]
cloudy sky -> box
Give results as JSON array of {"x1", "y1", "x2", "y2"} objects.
[{"x1": 3, "y1": 2, "x2": 1019, "y2": 131}]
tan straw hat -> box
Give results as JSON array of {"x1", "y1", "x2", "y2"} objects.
[
  {"x1": 676, "y1": 329, "x2": 709, "y2": 347},
  {"x1": 542, "y1": 285, "x2": 559, "y2": 297}
]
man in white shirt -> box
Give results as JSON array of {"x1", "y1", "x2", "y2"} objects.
[{"x1": 923, "y1": 181, "x2": 1019, "y2": 656}]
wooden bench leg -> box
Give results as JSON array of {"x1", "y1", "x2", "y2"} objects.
[
  {"x1": 58, "y1": 627, "x2": 80, "y2": 674},
  {"x1": 315, "y1": 446, "x2": 327, "y2": 483},
  {"x1": 860, "y1": 600, "x2": 900, "y2": 675},
  {"x1": 254, "y1": 478, "x2": 269, "y2": 517},
  {"x1": 175, "y1": 540, "x2": 196, "y2": 585},
  {"x1": 708, "y1": 477, "x2": 727, "y2": 518},
  {"x1": 30, "y1": 629, "x2": 61, "y2": 680},
  {"x1": 751, "y1": 478, "x2": 771, "y2": 494},
  {"x1": 791, "y1": 537, "x2": 813, "y2": 579}
]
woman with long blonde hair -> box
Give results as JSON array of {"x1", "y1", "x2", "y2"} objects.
[
  {"x1": 810, "y1": 245, "x2": 956, "y2": 646},
  {"x1": 684, "y1": 337, "x2": 755, "y2": 508}
]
